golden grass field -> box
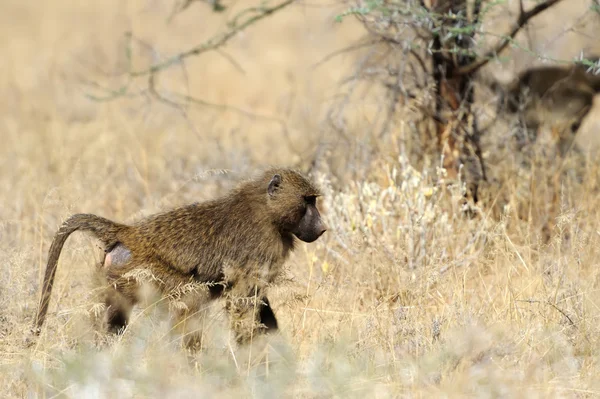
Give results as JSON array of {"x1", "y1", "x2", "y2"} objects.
[{"x1": 2, "y1": 0, "x2": 600, "y2": 397}]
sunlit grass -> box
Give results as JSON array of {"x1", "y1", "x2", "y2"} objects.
[{"x1": 2, "y1": 0, "x2": 600, "y2": 397}]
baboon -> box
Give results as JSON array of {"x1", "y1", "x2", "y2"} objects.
[
  {"x1": 492, "y1": 59, "x2": 600, "y2": 242},
  {"x1": 497, "y1": 59, "x2": 600, "y2": 155},
  {"x1": 33, "y1": 168, "x2": 326, "y2": 347}
]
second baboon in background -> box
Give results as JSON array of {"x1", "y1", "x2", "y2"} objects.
[
  {"x1": 33, "y1": 168, "x2": 327, "y2": 348},
  {"x1": 497, "y1": 58, "x2": 600, "y2": 155}
]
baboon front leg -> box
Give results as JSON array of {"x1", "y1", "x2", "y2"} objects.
[
  {"x1": 258, "y1": 296, "x2": 278, "y2": 331},
  {"x1": 225, "y1": 290, "x2": 278, "y2": 345}
]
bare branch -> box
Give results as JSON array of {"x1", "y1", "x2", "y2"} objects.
[
  {"x1": 136, "y1": 0, "x2": 294, "y2": 77},
  {"x1": 172, "y1": 92, "x2": 288, "y2": 127},
  {"x1": 311, "y1": 39, "x2": 380, "y2": 70},
  {"x1": 215, "y1": 49, "x2": 247, "y2": 75},
  {"x1": 519, "y1": 0, "x2": 525, "y2": 16},
  {"x1": 87, "y1": 0, "x2": 295, "y2": 104},
  {"x1": 457, "y1": 0, "x2": 566, "y2": 75}
]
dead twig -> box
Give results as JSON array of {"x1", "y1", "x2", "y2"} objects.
[{"x1": 457, "y1": 0, "x2": 567, "y2": 76}]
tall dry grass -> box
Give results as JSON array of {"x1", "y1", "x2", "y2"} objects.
[{"x1": 2, "y1": 0, "x2": 600, "y2": 397}]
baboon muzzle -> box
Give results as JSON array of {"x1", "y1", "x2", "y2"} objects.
[{"x1": 293, "y1": 205, "x2": 326, "y2": 243}]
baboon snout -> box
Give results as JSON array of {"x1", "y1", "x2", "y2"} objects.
[
  {"x1": 296, "y1": 227, "x2": 326, "y2": 243},
  {"x1": 307, "y1": 224, "x2": 327, "y2": 242},
  {"x1": 316, "y1": 223, "x2": 327, "y2": 238},
  {"x1": 293, "y1": 211, "x2": 327, "y2": 243},
  {"x1": 307, "y1": 220, "x2": 327, "y2": 242}
]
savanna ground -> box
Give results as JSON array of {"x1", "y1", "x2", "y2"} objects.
[{"x1": 2, "y1": 0, "x2": 600, "y2": 397}]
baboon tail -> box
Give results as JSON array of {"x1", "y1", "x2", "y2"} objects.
[{"x1": 33, "y1": 214, "x2": 125, "y2": 334}]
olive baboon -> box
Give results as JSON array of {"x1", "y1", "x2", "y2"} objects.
[
  {"x1": 492, "y1": 59, "x2": 600, "y2": 242},
  {"x1": 498, "y1": 60, "x2": 600, "y2": 155},
  {"x1": 33, "y1": 168, "x2": 326, "y2": 347}
]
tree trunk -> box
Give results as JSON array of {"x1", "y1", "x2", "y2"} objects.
[{"x1": 428, "y1": 0, "x2": 486, "y2": 202}]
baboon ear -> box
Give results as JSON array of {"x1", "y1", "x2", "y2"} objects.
[{"x1": 268, "y1": 174, "x2": 282, "y2": 196}]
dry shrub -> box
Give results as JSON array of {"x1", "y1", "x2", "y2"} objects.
[{"x1": 2, "y1": 0, "x2": 600, "y2": 398}]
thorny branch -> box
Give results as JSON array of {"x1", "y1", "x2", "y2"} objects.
[{"x1": 457, "y1": 0, "x2": 566, "y2": 75}]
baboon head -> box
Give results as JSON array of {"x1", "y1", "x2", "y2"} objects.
[
  {"x1": 495, "y1": 65, "x2": 598, "y2": 123},
  {"x1": 264, "y1": 169, "x2": 327, "y2": 243}
]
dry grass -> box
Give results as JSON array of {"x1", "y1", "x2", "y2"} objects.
[{"x1": 2, "y1": 0, "x2": 600, "y2": 397}]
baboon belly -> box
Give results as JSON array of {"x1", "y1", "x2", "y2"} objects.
[
  {"x1": 103, "y1": 243, "x2": 200, "y2": 300},
  {"x1": 102, "y1": 243, "x2": 282, "y2": 302}
]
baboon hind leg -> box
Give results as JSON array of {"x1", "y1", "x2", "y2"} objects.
[
  {"x1": 100, "y1": 243, "x2": 135, "y2": 334},
  {"x1": 104, "y1": 287, "x2": 134, "y2": 334}
]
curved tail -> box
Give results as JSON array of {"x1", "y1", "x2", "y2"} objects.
[{"x1": 33, "y1": 213, "x2": 125, "y2": 334}]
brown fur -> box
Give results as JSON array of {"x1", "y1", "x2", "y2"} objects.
[
  {"x1": 499, "y1": 62, "x2": 600, "y2": 155},
  {"x1": 33, "y1": 167, "x2": 326, "y2": 347},
  {"x1": 494, "y1": 61, "x2": 600, "y2": 242}
]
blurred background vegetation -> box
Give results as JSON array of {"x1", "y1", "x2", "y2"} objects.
[{"x1": 2, "y1": 0, "x2": 600, "y2": 397}]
